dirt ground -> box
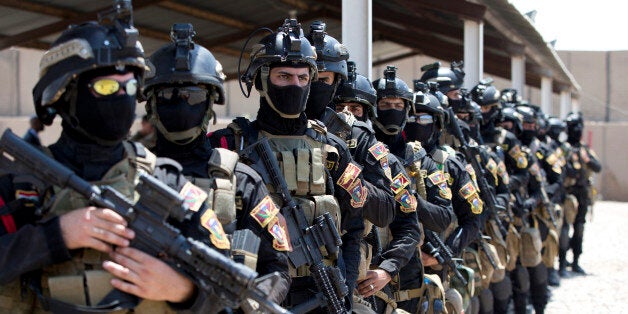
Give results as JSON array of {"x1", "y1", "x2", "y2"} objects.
[{"x1": 545, "y1": 201, "x2": 628, "y2": 313}]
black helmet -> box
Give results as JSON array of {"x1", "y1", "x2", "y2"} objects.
[
  {"x1": 334, "y1": 61, "x2": 377, "y2": 119},
  {"x1": 144, "y1": 23, "x2": 226, "y2": 145},
  {"x1": 471, "y1": 79, "x2": 501, "y2": 107},
  {"x1": 411, "y1": 81, "x2": 445, "y2": 130},
  {"x1": 500, "y1": 88, "x2": 521, "y2": 107},
  {"x1": 33, "y1": 0, "x2": 147, "y2": 125},
  {"x1": 547, "y1": 116, "x2": 566, "y2": 141},
  {"x1": 565, "y1": 111, "x2": 584, "y2": 143},
  {"x1": 419, "y1": 61, "x2": 465, "y2": 94},
  {"x1": 144, "y1": 23, "x2": 225, "y2": 103},
  {"x1": 500, "y1": 106, "x2": 523, "y2": 135},
  {"x1": 515, "y1": 105, "x2": 537, "y2": 124},
  {"x1": 306, "y1": 21, "x2": 349, "y2": 80},
  {"x1": 372, "y1": 66, "x2": 413, "y2": 135},
  {"x1": 240, "y1": 18, "x2": 317, "y2": 118}
]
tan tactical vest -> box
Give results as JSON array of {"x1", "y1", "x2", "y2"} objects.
[
  {"x1": 259, "y1": 129, "x2": 342, "y2": 278},
  {"x1": 0, "y1": 142, "x2": 174, "y2": 313}
]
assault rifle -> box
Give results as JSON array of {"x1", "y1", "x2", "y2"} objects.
[
  {"x1": 0, "y1": 129, "x2": 289, "y2": 314},
  {"x1": 240, "y1": 137, "x2": 348, "y2": 314},
  {"x1": 423, "y1": 229, "x2": 467, "y2": 285}
]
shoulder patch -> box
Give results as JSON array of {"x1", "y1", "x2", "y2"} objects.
[
  {"x1": 267, "y1": 214, "x2": 292, "y2": 252},
  {"x1": 536, "y1": 151, "x2": 544, "y2": 160},
  {"x1": 427, "y1": 171, "x2": 446, "y2": 185},
  {"x1": 468, "y1": 195, "x2": 483, "y2": 214},
  {"x1": 250, "y1": 195, "x2": 280, "y2": 228},
  {"x1": 348, "y1": 180, "x2": 368, "y2": 208},
  {"x1": 546, "y1": 153, "x2": 558, "y2": 166},
  {"x1": 380, "y1": 157, "x2": 392, "y2": 181},
  {"x1": 368, "y1": 142, "x2": 389, "y2": 161},
  {"x1": 15, "y1": 189, "x2": 39, "y2": 202},
  {"x1": 395, "y1": 190, "x2": 417, "y2": 213},
  {"x1": 438, "y1": 181, "x2": 452, "y2": 200},
  {"x1": 509, "y1": 145, "x2": 528, "y2": 168},
  {"x1": 496, "y1": 161, "x2": 510, "y2": 185},
  {"x1": 200, "y1": 209, "x2": 230, "y2": 250},
  {"x1": 391, "y1": 172, "x2": 411, "y2": 195},
  {"x1": 337, "y1": 162, "x2": 362, "y2": 190},
  {"x1": 459, "y1": 182, "x2": 478, "y2": 199},
  {"x1": 179, "y1": 182, "x2": 208, "y2": 213}
]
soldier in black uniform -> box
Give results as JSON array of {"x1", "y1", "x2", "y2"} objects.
[
  {"x1": 0, "y1": 8, "x2": 228, "y2": 313},
  {"x1": 560, "y1": 112, "x2": 601, "y2": 276},
  {"x1": 208, "y1": 18, "x2": 367, "y2": 312},
  {"x1": 332, "y1": 66, "x2": 435, "y2": 314},
  {"x1": 303, "y1": 22, "x2": 396, "y2": 229},
  {"x1": 142, "y1": 23, "x2": 290, "y2": 305}
]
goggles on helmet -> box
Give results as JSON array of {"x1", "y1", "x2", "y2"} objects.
[{"x1": 156, "y1": 86, "x2": 208, "y2": 105}]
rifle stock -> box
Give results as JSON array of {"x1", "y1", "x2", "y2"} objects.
[
  {"x1": 0, "y1": 129, "x2": 289, "y2": 314},
  {"x1": 423, "y1": 230, "x2": 467, "y2": 285}
]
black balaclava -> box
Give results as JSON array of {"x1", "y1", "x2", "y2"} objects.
[
  {"x1": 69, "y1": 69, "x2": 137, "y2": 144},
  {"x1": 305, "y1": 80, "x2": 337, "y2": 119},
  {"x1": 257, "y1": 97, "x2": 309, "y2": 136},
  {"x1": 375, "y1": 107, "x2": 407, "y2": 135},
  {"x1": 567, "y1": 123, "x2": 583, "y2": 145},
  {"x1": 547, "y1": 127, "x2": 561, "y2": 142},
  {"x1": 155, "y1": 88, "x2": 209, "y2": 136},
  {"x1": 520, "y1": 128, "x2": 537, "y2": 146},
  {"x1": 404, "y1": 120, "x2": 436, "y2": 145}
]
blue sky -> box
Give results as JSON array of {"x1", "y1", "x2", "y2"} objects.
[{"x1": 509, "y1": 0, "x2": 628, "y2": 51}]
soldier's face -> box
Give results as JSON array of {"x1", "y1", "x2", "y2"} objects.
[
  {"x1": 377, "y1": 98, "x2": 405, "y2": 111},
  {"x1": 336, "y1": 102, "x2": 364, "y2": 118},
  {"x1": 269, "y1": 67, "x2": 310, "y2": 87},
  {"x1": 316, "y1": 71, "x2": 336, "y2": 85},
  {"x1": 447, "y1": 89, "x2": 461, "y2": 100}
]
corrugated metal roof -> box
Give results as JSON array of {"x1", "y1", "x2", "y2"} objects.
[{"x1": 0, "y1": 0, "x2": 579, "y2": 94}]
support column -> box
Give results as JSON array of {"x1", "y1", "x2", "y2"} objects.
[
  {"x1": 559, "y1": 90, "x2": 571, "y2": 118},
  {"x1": 463, "y1": 19, "x2": 483, "y2": 90},
  {"x1": 511, "y1": 54, "x2": 525, "y2": 98},
  {"x1": 342, "y1": 0, "x2": 372, "y2": 79},
  {"x1": 541, "y1": 76, "x2": 552, "y2": 115}
]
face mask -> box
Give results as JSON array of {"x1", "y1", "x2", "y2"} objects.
[
  {"x1": 74, "y1": 83, "x2": 136, "y2": 142},
  {"x1": 305, "y1": 81, "x2": 336, "y2": 119},
  {"x1": 567, "y1": 128, "x2": 582, "y2": 143},
  {"x1": 155, "y1": 92, "x2": 209, "y2": 133},
  {"x1": 376, "y1": 108, "x2": 407, "y2": 134},
  {"x1": 520, "y1": 129, "x2": 537, "y2": 145},
  {"x1": 265, "y1": 82, "x2": 310, "y2": 118},
  {"x1": 404, "y1": 121, "x2": 435, "y2": 143}
]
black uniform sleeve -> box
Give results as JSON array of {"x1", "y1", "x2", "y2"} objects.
[
  {"x1": 234, "y1": 163, "x2": 290, "y2": 304},
  {"x1": 584, "y1": 145, "x2": 602, "y2": 173},
  {"x1": 378, "y1": 209, "x2": 421, "y2": 277},
  {"x1": 350, "y1": 129, "x2": 396, "y2": 228},
  {"x1": 418, "y1": 155, "x2": 454, "y2": 233},
  {"x1": 444, "y1": 156, "x2": 481, "y2": 256}
]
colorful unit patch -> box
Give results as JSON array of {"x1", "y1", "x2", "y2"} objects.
[
  {"x1": 250, "y1": 195, "x2": 280, "y2": 227},
  {"x1": 349, "y1": 180, "x2": 368, "y2": 208},
  {"x1": 267, "y1": 216, "x2": 292, "y2": 252},
  {"x1": 380, "y1": 157, "x2": 392, "y2": 181},
  {"x1": 395, "y1": 189, "x2": 417, "y2": 213},
  {"x1": 390, "y1": 172, "x2": 410, "y2": 195},
  {"x1": 438, "y1": 182, "x2": 452, "y2": 200},
  {"x1": 459, "y1": 182, "x2": 478, "y2": 199},
  {"x1": 427, "y1": 171, "x2": 446, "y2": 185},
  {"x1": 368, "y1": 142, "x2": 389, "y2": 161},
  {"x1": 496, "y1": 161, "x2": 510, "y2": 185},
  {"x1": 468, "y1": 195, "x2": 483, "y2": 214},
  {"x1": 15, "y1": 190, "x2": 39, "y2": 202},
  {"x1": 337, "y1": 162, "x2": 363, "y2": 191},
  {"x1": 509, "y1": 145, "x2": 528, "y2": 169},
  {"x1": 486, "y1": 158, "x2": 498, "y2": 185},
  {"x1": 178, "y1": 182, "x2": 208, "y2": 213},
  {"x1": 201, "y1": 209, "x2": 230, "y2": 250}
]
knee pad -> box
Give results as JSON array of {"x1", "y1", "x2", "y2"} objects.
[
  {"x1": 445, "y1": 288, "x2": 464, "y2": 314},
  {"x1": 510, "y1": 264, "x2": 530, "y2": 293},
  {"x1": 490, "y1": 275, "x2": 512, "y2": 300},
  {"x1": 478, "y1": 288, "x2": 494, "y2": 314}
]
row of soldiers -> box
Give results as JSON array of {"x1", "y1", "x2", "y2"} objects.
[{"x1": 0, "y1": 2, "x2": 601, "y2": 313}]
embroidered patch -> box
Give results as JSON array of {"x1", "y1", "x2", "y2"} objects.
[
  {"x1": 15, "y1": 190, "x2": 39, "y2": 202},
  {"x1": 380, "y1": 157, "x2": 392, "y2": 181},
  {"x1": 486, "y1": 158, "x2": 498, "y2": 185},
  {"x1": 529, "y1": 163, "x2": 540, "y2": 176},
  {"x1": 496, "y1": 161, "x2": 510, "y2": 185},
  {"x1": 337, "y1": 162, "x2": 362, "y2": 191},
  {"x1": 509, "y1": 145, "x2": 528, "y2": 168},
  {"x1": 391, "y1": 172, "x2": 411, "y2": 195},
  {"x1": 395, "y1": 189, "x2": 417, "y2": 213},
  {"x1": 267, "y1": 215, "x2": 292, "y2": 252},
  {"x1": 438, "y1": 182, "x2": 452, "y2": 200},
  {"x1": 465, "y1": 164, "x2": 478, "y2": 185},
  {"x1": 179, "y1": 182, "x2": 208, "y2": 213},
  {"x1": 536, "y1": 151, "x2": 544, "y2": 160},
  {"x1": 546, "y1": 153, "x2": 558, "y2": 166},
  {"x1": 348, "y1": 180, "x2": 368, "y2": 208},
  {"x1": 427, "y1": 171, "x2": 446, "y2": 185},
  {"x1": 250, "y1": 195, "x2": 280, "y2": 227},
  {"x1": 468, "y1": 195, "x2": 483, "y2": 214},
  {"x1": 459, "y1": 182, "x2": 478, "y2": 199},
  {"x1": 368, "y1": 142, "x2": 389, "y2": 161},
  {"x1": 201, "y1": 209, "x2": 230, "y2": 250}
]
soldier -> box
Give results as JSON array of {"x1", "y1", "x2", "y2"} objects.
[
  {"x1": 209, "y1": 18, "x2": 367, "y2": 312},
  {"x1": 560, "y1": 112, "x2": 601, "y2": 276},
  {"x1": 303, "y1": 22, "x2": 396, "y2": 229},
  {"x1": 332, "y1": 65, "x2": 439, "y2": 314},
  {"x1": 142, "y1": 23, "x2": 290, "y2": 305},
  {"x1": 0, "y1": 5, "x2": 227, "y2": 313}
]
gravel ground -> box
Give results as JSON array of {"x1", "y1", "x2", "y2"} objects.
[{"x1": 545, "y1": 201, "x2": 628, "y2": 313}]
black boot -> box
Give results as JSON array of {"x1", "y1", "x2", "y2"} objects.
[
  {"x1": 571, "y1": 256, "x2": 587, "y2": 275},
  {"x1": 558, "y1": 250, "x2": 568, "y2": 277},
  {"x1": 547, "y1": 268, "x2": 560, "y2": 286}
]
